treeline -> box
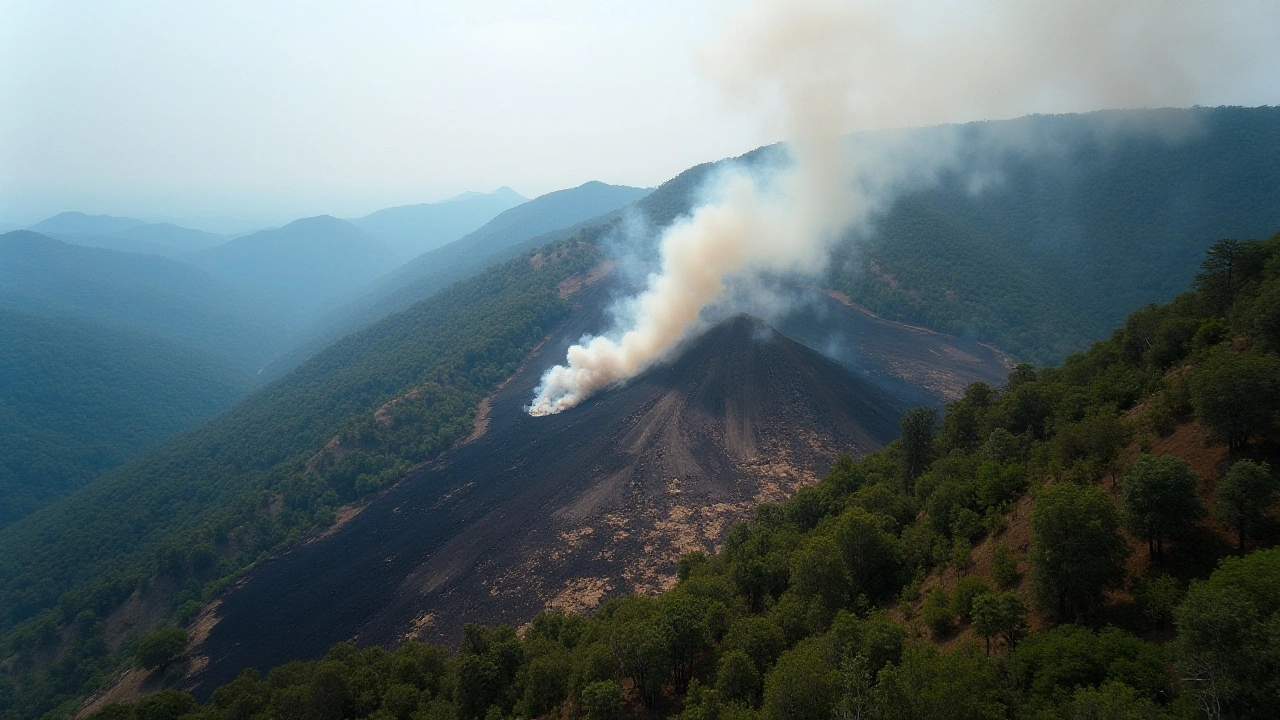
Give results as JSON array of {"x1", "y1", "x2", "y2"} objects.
[
  {"x1": 0, "y1": 239, "x2": 601, "y2": 719},
  {"x1": 83, "y1": 233, "x2": 1280, "y2": 719}
]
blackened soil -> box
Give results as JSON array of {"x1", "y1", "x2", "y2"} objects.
[{"x1": 187, "y1": 283, "x2": 1007, "y2": 697}]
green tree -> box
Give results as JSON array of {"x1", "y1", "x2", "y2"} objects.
[
  {"x1": 1215, "y1": 459, "x2": 1277, "y2": 553},
  {"x1": 715, "y1": 650, "x2": 760, "y2": 706},
  {"x1": 1030, "y1": 483, "x2": 1130, "y2": 619},
  {"x1": 1121, "y1": 455, "x2": 1204, "y2": 559},
  {"x1": 971, "y1": 591, "x2": 1027, "y2": 656},
  {"x1": 134, "y1": 627, "x2": 188, "y2": 670},
  {"x1": 1190, "y1": 349, "x2": 1280, "y2": 451},
  {"x1": 579, "y1": 680, "x2": 624, "y2": 720},
  {"x1": 1194, "y1": 238, "x2": 1247, "y2": 317},
  {"x1": 761, "y1": 639, "x2": 840, "y2": 720},
  {"x1": 921, "y1": 587, "x2": 954, "y2": 639},
  {"x1": 899, "y1": 406, "x2": 938, "y2": 491},
  {"x1": 133, "y1": 691, "x2": 196, "y2": 720},
  {"x1": 990, "y1": 542, "x2": 1019, "y2": 590},
  {"x1": 1133, "y1": 574, "x2": 1183, "y2": 632}
]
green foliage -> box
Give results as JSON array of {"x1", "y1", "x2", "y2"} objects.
[
  {"x1": 1030, "y1": 483, "x2": 1130, "y2": 620},
  {"x1": 0, "y1": 309, "x2": 250, "y2": 527},
  {"x1": 990, "y1": 542, "x2": 1020, "y2": 590},
  {"x1": 133, "y1": 628, "x2": 187, "y2": 670},
  {"x1": 1172, "y1": 548, "x2": 1280, "y2": 719},
  {"x1": 1215, "y1": 459, "x2": 1278, "y2": 552},
  {"x1": 1121, "y1": 455, "x2": 1205, "y2": 559},
  {"x1": 580, "y1": 680, "x2": 623, "y2": 720},
  {"x1": 921, "y1": 588, "x2": 954, "y2": 639},
  {"x1": 830, "y1": 107, "x2": 1280, "y2": 365},
  {"x1": 1190, "y1": 348, "x2": 1280, "y2": 451},
  {"x1": 971, "y1": 591, "x2": 1027, "y2": 656}
]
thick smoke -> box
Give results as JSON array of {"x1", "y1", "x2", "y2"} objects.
[{"x1": 529, "y1": 0, "x2": 1279, "y2": 416}]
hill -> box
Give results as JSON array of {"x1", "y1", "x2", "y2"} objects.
[
  {"x1": 0, "y1": 309, "x2": 250, "y2": 528},
  {"x1": 0, "y1": 231, "x2": 288, "y2": 370},
  {"x1": 349, "y1": 187, "x2": 527, "y2": 259},
  {"x1": 187, "y1": 289, "x2": 1005, "y2": 691},
  {"x1": 264, "y1": 182, "x2": 650, "y2": 379},
  {"x1": 29, "y1": 214, "x2": 229, "y2": 258},
  {"x1": 190, "y1": 216, "x2": 400, "y2": 321}
]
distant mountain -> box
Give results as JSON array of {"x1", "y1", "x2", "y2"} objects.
[
  {"x1": 191, "y1": 215, "x2": 400, "y2": 320},
  {"x1": 349, "y1": 187, "x2": 527, "y2": 259},
  {"x1": 0, "y1": 309, "x2": 250, "y2": 528},
  {"x1": 28, "y1": 211, "x2": 146, "y2": 236},
  {"x1": 0, "y1": 230, "x2": 288, "y2": 369},
  {"x1": 262, "y1": 182, "x2": 648, "y2": 378}
]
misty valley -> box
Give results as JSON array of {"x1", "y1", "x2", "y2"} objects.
[{"x1": 4, "y1": 3, "x2": 1280, "y2": 720}]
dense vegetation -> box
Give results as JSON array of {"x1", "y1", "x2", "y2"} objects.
[
  {"x1": 0, "y1": 310, "x2": 250, "y2": 527},
  {"x1": 83, "y1": 230, "x2": 1280, "y2": 720},
  {"x1": 0, "y1": 231, "x2": 288, "y2": 371},
  {"x1": 0, "y1": 239, "x2": 601, "y2": 719},
  {"x1": 833, "y1": 107, "x2": 1280, "y2": 363}
]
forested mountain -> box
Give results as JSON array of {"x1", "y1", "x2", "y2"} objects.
[
  {"x1": 833, "y1": 106, "x2": 1280, "y2": 363},
  {"x1": 0, "y1": 231, "x2": 288, "y2": 370},
  {"x1": 349, "y1": 187, "x2": 527, "y2": 259},
  {"x1": 190, "y1": 216, "x2": 400, "y2": 321},
  {"x1": 621, "y1": 107, "x2": 1280, "y2": 365},
  {"x1": 262, "y1": 182, "x2": 649, "y2": 379},
  {"x1": 0, "y1": 309, "x2": 250, "y2": 528},
  {"x1": 86, "y1": 232, "x2": 1280, "y2": 720}
]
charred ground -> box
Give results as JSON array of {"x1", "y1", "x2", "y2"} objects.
[{"x1": 186, "y1": 280, "x2": 1007, "y2": 696}]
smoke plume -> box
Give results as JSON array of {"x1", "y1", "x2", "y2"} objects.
[{"x1": 529, "y1": 0, "x2": 1279, "y2": 416}]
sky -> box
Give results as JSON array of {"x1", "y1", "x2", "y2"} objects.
[{"x1": 3, "y1": 0, "x2": 1279, "y2": 232}]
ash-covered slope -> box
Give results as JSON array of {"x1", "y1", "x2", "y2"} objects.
[{"x1": 188, "y1": 303, "x2": 917, "y2": 694}]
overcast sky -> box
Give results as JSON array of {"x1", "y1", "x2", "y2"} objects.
[{"x1": 3, "y1": 0, "x2": 1279, "y2": 231}]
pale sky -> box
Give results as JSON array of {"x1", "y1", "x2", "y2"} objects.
[{"x1": 2, "y1": 0, "x2": 1278, "y2": 231}]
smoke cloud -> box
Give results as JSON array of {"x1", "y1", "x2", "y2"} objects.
[{"x1": 528, "y1": 0, "x2": 1280, "y2": 416}]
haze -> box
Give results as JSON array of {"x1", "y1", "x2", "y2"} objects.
[{"x1": 3, "y1": 0, "x2": 1279, "y2": 230}]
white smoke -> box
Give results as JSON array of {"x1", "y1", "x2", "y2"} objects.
[{"x1": 529, "y1": 0, "x2": 1280, "y2": 416}]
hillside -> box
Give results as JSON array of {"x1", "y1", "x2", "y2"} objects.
[
  {"x1": 190, "y1": 216, "x2": 400, "y2": 320},
  {"x1": 349, "y1": 187, "x2": 527, "y2": 259},
  {"x1": 109, "y1": 230, "x2": 1280, "y2": 720},
  {"x1": 834, "y1": 106, "x2": 1280, "y2": 363},
  {"x1": 0, "y1": 309, "x2": 250, "y2": 527},
  {"x1": 0, "y1": 239, "x2": 602, "y2": 719},
  {"x1": 622, "y1": 107, "x2": 1280, "y2": 365},
  {"x1": 187, "y1": 288, "x2": 1006, "y2": 692},
  {"x1": 265, "y1": 182, "x2": 650, "y2": 379},
  {"x1": 0, "y1": 231, "x2": 289, "y2": 370}
]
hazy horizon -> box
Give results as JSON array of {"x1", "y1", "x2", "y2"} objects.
[{"x1": 4, "y1": 0, "x2": 1280, "y2": 230}]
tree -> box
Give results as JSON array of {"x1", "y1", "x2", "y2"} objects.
[
  {"x1": 715, "y1": 650, "x2": 761, "y2": 706},
  {"x1": 1194, "y1": 238, "x2": 1267, "y2": 319},
  {"x1": 971, "y1": 592, "x2": 1027, "y2": 656},
  {"x1": 579, "y1": 681, "x2": 624, "y2": 720},
  {"x1": 1121, "y1": 454, "x2": 1204, "y2": 559},
  {"x1": 1030, "y1": 483, "x2": 1130, "y2": 620},
  {"x1": 762, "y1": 640, "x2": 841, "y2": 720},
  {"x1": 134, "y1": 627, "x2": 188, "y2": 670},
  {"x1": 899, "y1": 406, "x2": 938, "y2": 491},
  {"x1": 1215, "y1": 459, "x2": 1277, "y2": 553},
  {"x1": 1190, "y1": 349, "x2": 1280, "y2": 452},
  {"x1": 990, "y1": 543, "x2": 1019, "y2": 590}
]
